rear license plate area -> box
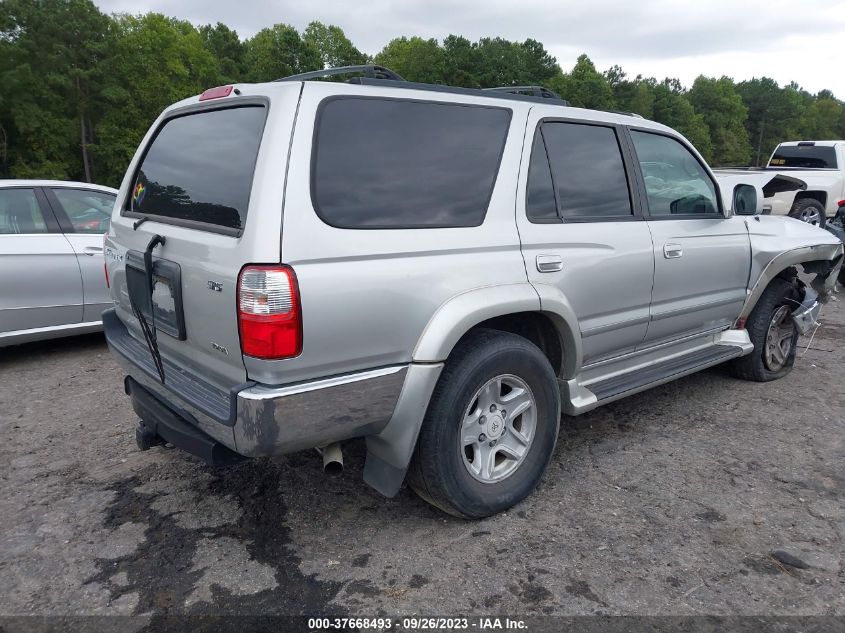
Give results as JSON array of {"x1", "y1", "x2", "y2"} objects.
[{"x1": 126, "y1": 251, "x2": 186, "y2": 340}]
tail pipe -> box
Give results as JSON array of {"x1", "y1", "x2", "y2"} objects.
[{"x1": 318, "y1": 443, "x2": 344, "y2": 475}]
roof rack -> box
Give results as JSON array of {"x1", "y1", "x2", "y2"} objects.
[
  {"x1": 275, "y1": 65, "x2": 577, "y2": 109},
  {"x1": 275, "y1": 64, "x2": 405, "y2": 83},
  {"x1": 608, "y1": 110, "x2": 644, "y2": 119},
  {"x1": 483, "y1": 85, "x2": 567, "y2": 103}
]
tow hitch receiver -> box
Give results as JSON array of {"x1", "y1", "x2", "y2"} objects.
[{"x1": 792, "y1": 287, "x2": 820, "y2": 336}]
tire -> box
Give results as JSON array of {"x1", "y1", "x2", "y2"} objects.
[
  {"x1": 730, "y1": 278, "x2": 800, "y2": 382},
  {"x1": 407, "y1": 329, "x2": 561, "y2": 519},
  {"x1": 789, "y1": 198, "x2": 826, "y2": 228}
]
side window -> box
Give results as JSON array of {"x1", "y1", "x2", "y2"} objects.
[
  {"x1": 52, "y1": 188, "x2": 116, "y2": 234},
  {"x1": 541, "y1": 122, "x2": 633, "y2": 219},
  {"x1": 630, "y1": 131, "x2": 719, "y2": 216},
  {"x1": 0, "y1": 188, "x2": 49, "y2": 234},
  {"x1": 525, "y1": 129, "x2": 558, "y2": 221},
  {"x1": 312, "y1": 97, "x2": 511, "y2": 228}
]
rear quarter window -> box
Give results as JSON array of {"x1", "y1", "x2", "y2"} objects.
[
  {"x1": 311, "y1": 97, "x2": 512, "y2": 229},
  {"x1": 128, "y1": 105, "x2": 266, "y2": 234}
]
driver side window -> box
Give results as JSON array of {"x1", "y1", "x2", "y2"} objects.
[{"x1": 630, "y1": 130, "x2": 719, "y2": 216}]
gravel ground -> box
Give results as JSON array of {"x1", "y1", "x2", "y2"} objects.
[{"x1": 0, "y1": 298, "x2": 843, "y2": 621}]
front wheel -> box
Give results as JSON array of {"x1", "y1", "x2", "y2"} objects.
[
  {"x1": 407, "y1": 329, "x2": 561, "y2": 519},
  {"x1": 731, "y1": 279, "x2": 800, "y2": 382}
]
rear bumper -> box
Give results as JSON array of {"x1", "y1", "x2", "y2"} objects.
[{"x1": 103, "y1": 309, "x2": 408, "y2": 458}]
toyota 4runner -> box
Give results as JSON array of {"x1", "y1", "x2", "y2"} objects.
[{"x1": 103, "y1": 66, "x2": 843, "y2": 518}]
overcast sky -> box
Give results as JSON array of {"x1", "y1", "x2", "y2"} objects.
[{"x1": 92, "y1": 0, "x2": 845, "y2": 97}]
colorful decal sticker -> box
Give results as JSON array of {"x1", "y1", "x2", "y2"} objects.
[{"x1": 132, "y1": 181, "x2": 146, "y2": 207}]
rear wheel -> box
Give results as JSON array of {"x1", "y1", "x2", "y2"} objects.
[
  {"x1": 789, "y1": 199, "x2": 826, "y2": 228},
  {"x1": 407, "y1": 329, "x2": 560, "y2": 519},
  {"x1": 731, "y1": 279, "x2": 800, "y2": 382}
]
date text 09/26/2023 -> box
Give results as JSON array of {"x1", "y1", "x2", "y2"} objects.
[{"x1": 308, "y1": 617, "x2": 528, "y2": 630}]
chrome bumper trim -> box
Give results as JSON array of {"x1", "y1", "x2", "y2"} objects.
[{"x1": 239, "y1": 365, "x2": 406, "y2": 400}]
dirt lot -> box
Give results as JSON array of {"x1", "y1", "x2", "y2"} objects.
[{"x1": 1, "y1": 298, "x2": 843, "y2": 622}]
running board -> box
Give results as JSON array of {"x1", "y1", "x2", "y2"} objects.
[{"x1": 589, "y1": 345, "x2": 743, "y2": 403}]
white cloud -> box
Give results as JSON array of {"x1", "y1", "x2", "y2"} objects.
[{"x1": 92, "y1": 0, "x2": 845, "y2": 96}]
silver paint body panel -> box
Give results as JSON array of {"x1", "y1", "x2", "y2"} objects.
[{"x1": 102, "y1": 80, "x2": 843, "y2": 476}]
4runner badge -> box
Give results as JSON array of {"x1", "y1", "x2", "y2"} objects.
[{"x1": 207, "y1": 281, "x2": 223, "y2": 292}]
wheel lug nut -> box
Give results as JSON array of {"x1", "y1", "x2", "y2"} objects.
[
  {"x1": 479, "y1": 415, "x2": 486, "y2": 425},
  {"x1": 489, "y1": 404, "x2": 497, "y2": 412},
  {"x1": 489, "y1": 440, "x2": 497, "y2": 447},
  {"x1": 500, "y1": 410, "x2": 506, "y2": 417},
  {"x1": 479, "y1": 433, "x2": 487, "y2": 442}
]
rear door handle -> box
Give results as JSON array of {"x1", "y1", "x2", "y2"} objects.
[
  {"x1": 83, "y1": 246, "x2": 103, "y2": 257},
  {"x1": 536, "y1": 254, "x2": 563, "y2": 272},
  {"x1": 663, "y1": 243, "x2": 683, "y2": 259}
]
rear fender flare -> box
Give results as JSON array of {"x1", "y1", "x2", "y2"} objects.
[
  {"x1": 363, "y1": 283, "x2": 583, "y2": 498},
  {"x1": 412, "y1": 283, "x2": 543, "y2": 361}
]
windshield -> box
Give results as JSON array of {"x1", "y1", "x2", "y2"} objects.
[{"x1": 769, "y1": 145, "x2": 837, "y2": 169}]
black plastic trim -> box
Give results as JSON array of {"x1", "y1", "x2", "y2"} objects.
[
  {"x1": 33, "y1": 187, "x2": 63, "y2": 233},
  {"x1": 127, "y1": 377, "x2": 245, "y2": 467},
  {"x1": 103, "y1": 309, "x2": 251, "y2": 426}
]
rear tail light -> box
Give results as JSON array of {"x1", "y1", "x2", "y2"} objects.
[{"x1": 237, "y1": 265, "x2": 302, "y2": 359}]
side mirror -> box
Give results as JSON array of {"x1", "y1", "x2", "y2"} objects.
[{"x1": 732, "y1": 184, "x2": 760, "y2": 216}]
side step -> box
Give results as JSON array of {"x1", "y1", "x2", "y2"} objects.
[{"x1": 589, "y1": 345, "x2": 742, "y2": 403}]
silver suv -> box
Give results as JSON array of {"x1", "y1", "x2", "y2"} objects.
[{"x1": 103, "y1": 66, "x2": 843, "y2": 518}]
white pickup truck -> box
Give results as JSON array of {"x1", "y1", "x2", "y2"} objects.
[{"x1": 714, "y1": 140, "x2": 845, "y2": 228}]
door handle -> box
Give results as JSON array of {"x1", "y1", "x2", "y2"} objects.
[
  {"x1": 536, "y1": 254, "x2": 563, "y2": 273},
  {"x1": 83, "y1": 246, "x2": 104, "y2": 257},
  {"x1": 663, "y1": 243, "x2": 683, "y2": 259}
]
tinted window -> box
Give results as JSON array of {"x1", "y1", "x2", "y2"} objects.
[
  {"x1": 130, "y1": 106, "x2": 266, "y2": 232},
  {"x1": 526, "y1": 130, "x2": 558, "y2": 221},
  {"x1": 312, "y1": 98, "x2": 511, "y2": 228},
  {"x1": 770, "y1": 145, "x2": 837, "y2": 169},
  {"x1": 52, "y1": 188, "x2": 115, "y2": 234},
  {"x1": 0, "y1": 189, "x2": 48, "y2": 234},
  {"x1": 541, "y1": 122, "x2": 632, "y2": 219},
  {"x1": 631, "y1": 131, "x2": 719, "y2": 216}
]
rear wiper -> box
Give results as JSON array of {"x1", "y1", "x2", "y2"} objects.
[
  {"x1": 129, "y1": 234, "x2": 167, "y2": 383},
  {"x1": 133, "y1": 216, "x2": 151, "y2": 230}
]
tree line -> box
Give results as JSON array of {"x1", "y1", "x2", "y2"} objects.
[{"x1": 2, "y1": 0, "x2": 844, "y2": 188}]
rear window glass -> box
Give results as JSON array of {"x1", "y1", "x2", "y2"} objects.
[
  {"x1": 129, "y1": 106, "x2": 266, "y2": 232},
  {"x1": 770, "y1": 145, "x2": 837, "y2": 169},
  {"x1": 312, "y1": 97, "x2": 511, "y2": 228}
]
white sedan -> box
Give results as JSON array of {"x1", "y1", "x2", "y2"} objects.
[{"x1": 0, "y1": 180, "x2": 117, "y2": 347}]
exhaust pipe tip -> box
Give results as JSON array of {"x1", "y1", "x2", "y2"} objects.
[{"x1": 319, "y1": 443, "x2": 344, "y2": 475}]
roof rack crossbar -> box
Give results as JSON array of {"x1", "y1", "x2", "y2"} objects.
[
  {"x1": 483, "y1": 85, "x2": 566, "y2": 103},
  {"x1": 275, "y1": 64, "x2": 405, "y2": 83},
  {"x1": 348, "y1": 78, "x2": 579, "y2": 108}
]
